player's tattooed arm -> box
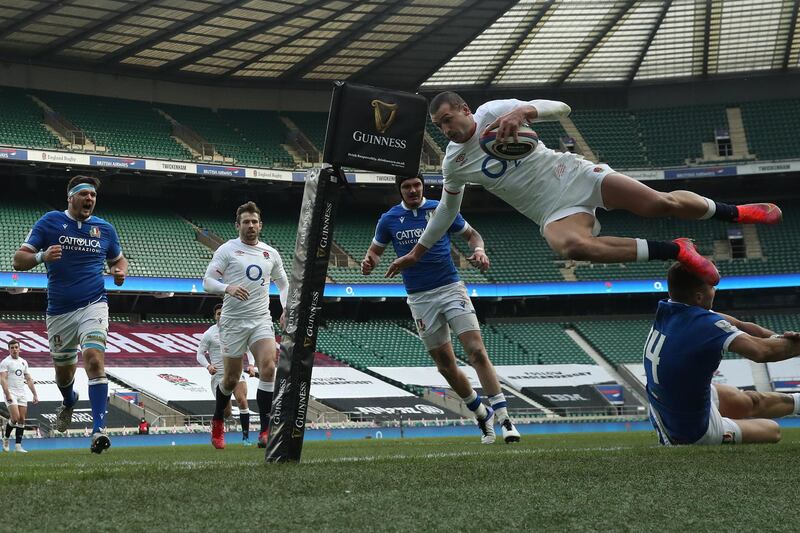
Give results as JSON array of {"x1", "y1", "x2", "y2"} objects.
[
  {"x1": 716, "y1": 312, "x2": 776, "y2": 338},
  {"x1": 462, "y1": 228, "x2": 490, "y2": 273}
]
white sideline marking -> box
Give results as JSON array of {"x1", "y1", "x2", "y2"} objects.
[{"x1": 302, "y1": 445, "x2": 633, "y2": 465}]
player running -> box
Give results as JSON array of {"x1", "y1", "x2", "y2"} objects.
[
  {"x1": 362, "y1": 174, "x2": 520, "y2": 444},
  {"x1": 13, "y1": 175, "x2": 127, "y2": 454},
  {"x1": 1, "y1": 339, "x2": 38, "y2": 453},
  {"x1": 197, "y1": 304, "x2": 257, "y2": 446},
  {"x1": 203, "y1": 201, "x2": 288, "y2": 449},
  {"x1": 645, "y1": 263, "x2": 800, "y2": 445},
  {"x1": 387, "y1": 93, "x2": 782, "y2": 285}
]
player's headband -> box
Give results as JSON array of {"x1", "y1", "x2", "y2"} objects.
[{"x1": 68, "y1": 183, "x2": 96, "y2": 198}]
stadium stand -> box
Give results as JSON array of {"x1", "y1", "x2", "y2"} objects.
[
  {"x1": 570, "y1": 109, "x2": 649, "y2": 169},
  {"x1": 0, "y1": 87, "x2": 61, "y2": 150},
  {"x1": 739, "y1": 99, "x2": 800, "y2": 161},
  {"x1": 635, "y1": 104, "x2": 729, "y2": 167},
  {"x1": 490, "y1": 322, "x2": 595, "y2": 365},
  {"x1": 217, "y1": 109, "x2": 294, "y2": 167},
  {"x1": 0, "y1": 200, "x2": 51, "y2": 274},
  {"x1": 93, "y1": 205, "x2": 211, "y2": 278},
  {"x1": 283, "y1": 112, "x2": 327, "y2": 153},
  {"x1": 37, "y1": 91, "x2": 192, "y2": 161}
]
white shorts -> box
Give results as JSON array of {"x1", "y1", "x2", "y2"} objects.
[
  {"x1": 407, "y1": 282, "x2": 480, "y2": 350},
  {"x1": 210, "y1": 372, "x2": 248, "y2": 394},
  {"x1": 46, "y1": 301, "x2": 109, "y2": 366},
  {"x1": 4, "y1": 391, "x2": 27, "y2": 408},
  {"x1": 693, "y1": 385, "x2": 742, "y2": 445},
  {"x1": 651, "y1": 385, "x2": 742, "y2": 445},
  {"x1": 540, "y1": 161, "x2": 614, "y2": 236},
  {"x1": 219, "y1": 316, "x2": 274, "y2": 359}
]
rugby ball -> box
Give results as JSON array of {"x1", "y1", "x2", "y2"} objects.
[{"x1": 479, "y1": 125, "x2": 538, "y2": 160}]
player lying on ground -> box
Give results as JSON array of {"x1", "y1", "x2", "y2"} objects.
[
  {"x1": 13, "y1": 175, "x2": 127, "y2": 454},
  {"x1": 645, "y1": 262, "x2": 800, "y2": 445},
  {"x1": 203, "y1": 202, "x2": 288, "y2": 449},
  {"x1": 197, "y1": 304, "x2": 257, "y2": 446},
  {"x1": 362, "y1": 174, "x2": 520, "y2": 444},
  {"x1": 1, "y1": 339, "x2": 38, "y2": 453},
  {"x1": 387, "y1": 92, "x2": 782, "y2": 286}
]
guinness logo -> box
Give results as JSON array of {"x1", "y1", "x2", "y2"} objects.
[
  {"x1": 304, "y1": 337, "x2": 313, "y2": 348},
  {"x1": 371, "y1": 99, "x2": 398, "y2": 134}
]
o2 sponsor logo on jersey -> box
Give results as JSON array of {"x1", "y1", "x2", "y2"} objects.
[{"x1": 481, "y1": 155, "x2": 520, "y2": 179}]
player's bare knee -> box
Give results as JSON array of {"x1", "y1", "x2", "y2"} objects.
[
  {"x1": 84, "y1": 355, "x2": 103, "y2": 376},
  {"x1": 466, "y1": 345, "x2": 489, "y2": 367}
]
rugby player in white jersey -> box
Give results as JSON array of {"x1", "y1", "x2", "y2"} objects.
[
  {"x1": 197, "y1": 304, "x2": 257, "y2": 445},
  {"x1": 387, "y1": 93, "x2": 782, "y2": 285},
  {"x1": 1, "y1": 339, "x2": 38, "y2": 453},
  {"x1": 203, "y1": 202, "x2": 288, "y2": 449}
]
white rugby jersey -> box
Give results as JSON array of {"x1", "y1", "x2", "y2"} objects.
[
  {"x1": 196, "y1": 324, "x2": 255, "y2": 368},
  {"x1": 439, "y1": 98, "x2": 576, "y2": 228},
  {"x1": 204, "y1": 239, "x2": 287, "y2": 321},
  {"x1": 0, "y1": 355, "x2": 29, "y2": 393}
]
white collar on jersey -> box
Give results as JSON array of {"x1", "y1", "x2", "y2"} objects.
[
  {"x1": 238, "y1": 238, "x2": 264, "y2": 247},
  {"x1": 63, "y1": 209, "x2": 92, "y2": 229},
  {"x1": 401, "y1": 197, "x2": 427, "y2": 215}
]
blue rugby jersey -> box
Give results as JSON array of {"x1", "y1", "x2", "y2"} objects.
[
  {"x1": 23, "y1": 211, "x2": 122, "y2": 315},
  {"x1": 373, "y1": 199, "x2": 468, "y2": 293},
  {"x1": 644, "y1": 299, "x2": 744, "y2": 444}
]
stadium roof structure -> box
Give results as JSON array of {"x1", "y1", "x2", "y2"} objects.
[{"x1": 0, "y1": 0, "x2": 797, "y2": 91}]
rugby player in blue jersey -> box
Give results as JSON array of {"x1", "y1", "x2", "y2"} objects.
[
  {"x1": 645, "y1": 263, "x2": 800, "y2": 445},
  {"x1": 13, "y1": 175, "x2": 127, "y2": 453},
  {"x1": 361, "y1": 174, "x2": 520, "y2": 444}
]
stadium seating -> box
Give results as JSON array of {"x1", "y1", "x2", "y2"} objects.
[
  {"x1": 635, "y1": 105, "x2": 729, "y2": 167},
  {"x1": 216, "y1": 109, "x2": 294, "y2": 167},
  {"x1": 93, "y1": 205, "x2": 212, "y2": 278},
  {"x1": 284, "y1": 112, "x2": 327, "y2": 153},
  {"x1": 739, "y1": 99, "x2": 800, "y2": 161},
  {"x1": 318, "y1": 319, "x2": 433, "y2": 367},
  {"x1": 0, "y1": 200, "x2": 52, "y2": 274},
  {"x1": 0, "y1": 87, "x2": 61, "y2": 149},
  {"x1": 490, "y1": 322, "x2": 595, "y2": 365},
  {"x1": 38, "y1": 91, "x2": 192, "y2": 161},
  {"x1": 570, "y1": 109, "x2": 649, "y2": 168}
]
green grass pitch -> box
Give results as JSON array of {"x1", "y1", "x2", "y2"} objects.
[{"x1": 2, "y1": 430, "x2": 799, "y2": 532}]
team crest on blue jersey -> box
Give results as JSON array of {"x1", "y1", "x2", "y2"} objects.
[{"x1": 90, "y1": 226, "x2": 101, "y2": 238}]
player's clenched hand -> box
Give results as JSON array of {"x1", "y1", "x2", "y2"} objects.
[
  {"x1": 225, "y1": 284, "x2": 249, "y2": 300},
  {"x1": 361, "y1": 255, "x2": 377, "y2": 275},
  {"x1": 32, "y1": 394, "x2": 38, "y2": 405},
  {"x1": 112, "y1": 267, "x2": 126, "y2": 286},
  {"x1": 207, "y1": 364, "x2": 217, "y2": 375},
  {"x1": 386, "y1": 254, "x2": 418, "y2": 278},
  {"x1": 468, "y1": 250, "x2": 490, "y2": 273},
  {"x1": 43, "y1": 245, "x2": 62, "y2": 262},
  {"x1": 279, "y1": 310, "x2": 286, "y2": 331},
  {"x1": 483, "y1": 109, "x2": 527, "y2": 144}
]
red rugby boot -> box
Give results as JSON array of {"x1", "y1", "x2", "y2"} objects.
[
  {"x1": 734, "y1": 203, "x2": 782, "y2": 225},
  {"x1": 673, "y1": 238, "x2": 720, "y2": 286},
  {"x1": 211, "y1": 419, "x2": 225, "y2": 449}
]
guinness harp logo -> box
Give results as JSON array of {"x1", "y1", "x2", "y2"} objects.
[{"x1": 371, "y1": 99, "x2": 398, "y2": 134}]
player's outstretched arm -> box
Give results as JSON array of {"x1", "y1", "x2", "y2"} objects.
[
  {"x1": 12, "y1": 245, "x2": 62, "y2": 271},
  {"x1": 361, "y1": 243, "x2": 385, "y2": 275},
  {"x1": 729, "y1": 332, "x2": 800, "y2": 363},
  {"x1": 462, "y1": 228, "x2": 490, "y2": 273},
  {"x1": 386, "y1": 187, "x2": 464, "y2": 277},
  {"x1": 483, "y1": 99, "x2": 571, "y2": 143},
  {"x1": 716, "y1": 312, "x2": 776, "y2": 338}
]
